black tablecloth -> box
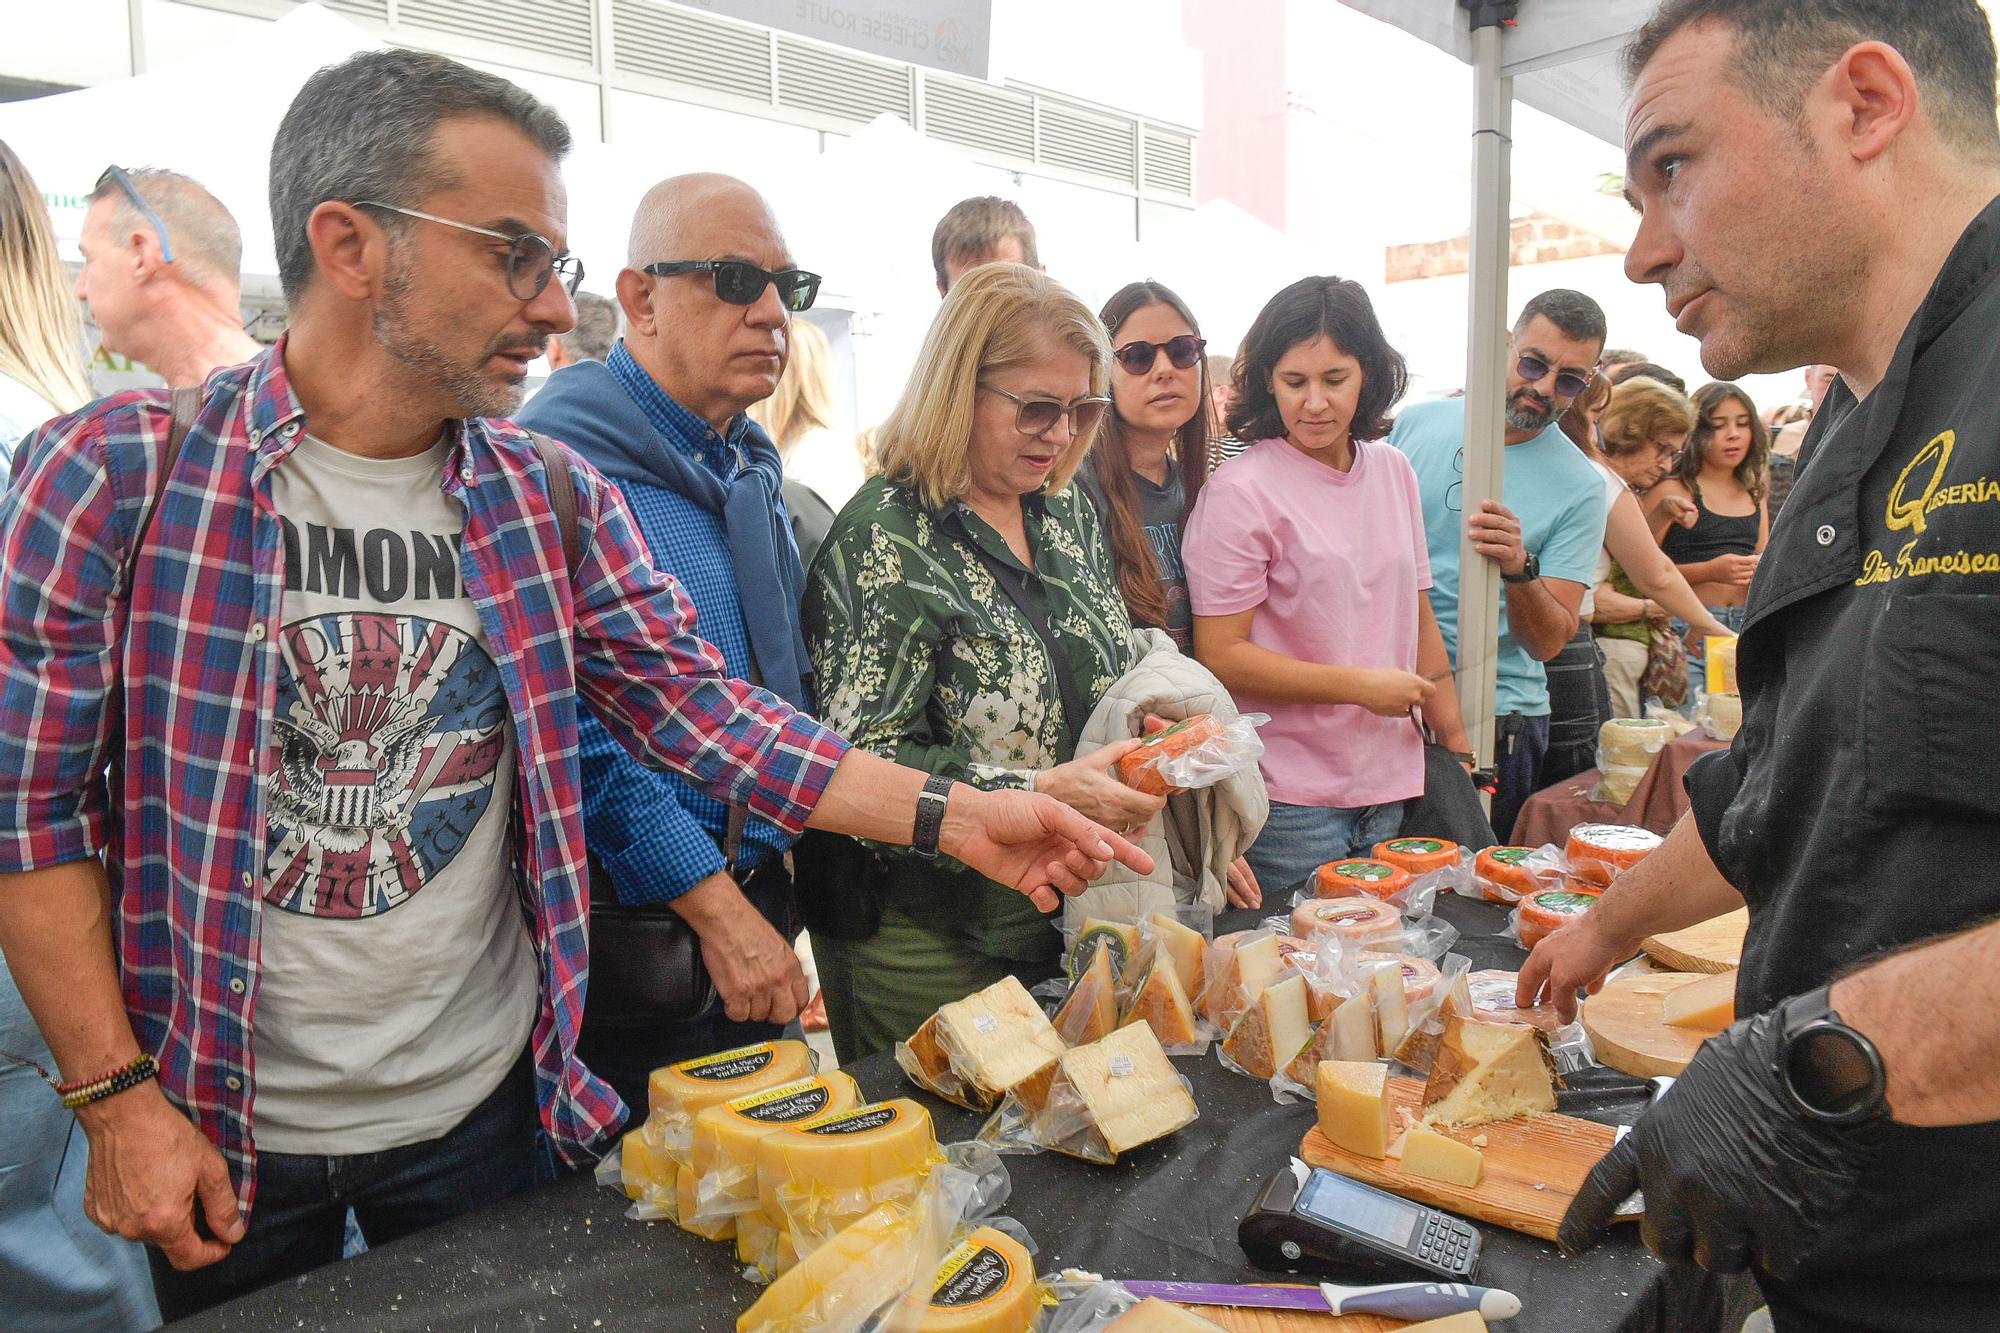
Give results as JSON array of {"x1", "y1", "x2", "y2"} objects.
[{"x1": 174, "y1": 896, "x2": 1759, "y2": 1332}]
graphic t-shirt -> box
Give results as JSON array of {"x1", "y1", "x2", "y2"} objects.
[
  {"x1": 1078, "y1": 458, "x2": 1193, "y2": 652},
  {"x1": 252, "y1": 433, "x2": 537, "y2": 1154}
]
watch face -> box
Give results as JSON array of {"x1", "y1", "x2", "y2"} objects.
[{"x1": 1786, "y1": 1025, "x2": 1880, "y2": 1120}]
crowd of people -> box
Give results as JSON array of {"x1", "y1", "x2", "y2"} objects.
[{"x1": 6, "y1": 0, "x2": 2000, "y2": 1329}]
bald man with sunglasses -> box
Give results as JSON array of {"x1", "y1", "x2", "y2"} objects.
[{"x1": 515, "y1": 174, "x2": 832, "y2": 1111}]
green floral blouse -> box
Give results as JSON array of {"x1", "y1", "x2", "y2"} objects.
[{"x1": 802, "y1": 474, "x2": 1135, "y2": 957}]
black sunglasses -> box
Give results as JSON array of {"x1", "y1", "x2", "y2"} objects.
[
  {"x1": 979, "y1": 383, "x2": 1111, "y2": 439},
  {"x1": 351, "y1": 201, "x2": 583, "y2": 303},
  {"x1": 1515, "y1": 352, "x2": 1600, "y2": 401},
  {"x1": 642, "y1": 260, "x2": 822, "y2": 312},
  {"x1": 1114, "y1": 334, "x2": 1205, "y2": 376},
  {"x1": 96, "y1": 166, "x2": 175, "y2": 262}
]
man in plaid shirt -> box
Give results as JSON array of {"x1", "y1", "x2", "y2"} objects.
[{"x1": 0, "y1": 50, "x2": 1147, "y2": 1317}]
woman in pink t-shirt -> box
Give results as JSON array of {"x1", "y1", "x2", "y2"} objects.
[{"x1": 1184, "y1": 277, "x2": 1471, "y2": 892}]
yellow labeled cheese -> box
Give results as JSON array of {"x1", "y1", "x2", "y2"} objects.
[
  {"x1": 1401, "y1": 1123, "x2": 1483, "y2": 1188},
  {"x1": 648, "y1": 1039, "x2": 815, "y2": 1119},
  {"x1": 1421, "y1": 1012, "x2": 1556, "y2": 1128},
  {"x1": 755, "y1": 1098, "x2": 940, "y2": 1236},
  {"x1": 1148, "y1": 912, "x2": 1207, "y2": 999},
  {"x1": 690, "y1": 1071, "x2": 863, "y2": 1216},
  {"x1": 917, "y1": 1224, "x2": 1036, "y2": 1332},
  {"x1": 675, "y1": 1166, "x2": 736, "y2": 1241},
  {"x1": 1221, "y1": 972, "x2": 1313, "y2": 1080},
  {"x1": 1315, "y1": 1060, "x2": 1391, "y2": 1158},
  {"x1": 618, "y1": 1123, "x2": 673, "y2": 1202},
  {"x1": 1119, "y1": 958, "x2": 1200, "y2": 1047},
  {"x1": 1053, "y1": 939, "x2": 1121, "y2": 1045},
  {"x1": 1396, "y1": 1312, "x2": 1489, "y2": 1332},
  {"x1": 901, "y1": 976, "x2": 1065, "y2": 1110},
  {"x1": 1105, "y1": 1297, "x2": 1228, "y2": 1330},
  {"x1": 1663, "y1": 969, "x2": 1738, "y2": 1030},
  {"x1": 735, "y1": 1203, "x2": 921, "y2": 1333}
]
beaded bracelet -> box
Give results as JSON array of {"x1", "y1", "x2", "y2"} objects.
[{"x1": 34, "y1": 1054, "x2": 161, "y2": 1109}]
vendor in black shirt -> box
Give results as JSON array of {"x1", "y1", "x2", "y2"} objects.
[{"x1": 1520, "y1": 3, "x2": 2000, "y2": 1329}]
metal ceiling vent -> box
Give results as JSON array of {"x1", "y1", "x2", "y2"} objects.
[
  {"x1": 920, "y1": 76, "x2": 1034, "y2": 160},
  {"x1": 1037, "y1": 100, "x2": 1136, "y2": 186},
  {"x1": 397, "y1": 0, "x2": 595, "y2": 65},
  {"x1": 1143, "y1": 127, "x2": 1194, "y2": 196},
  {"x1": 775, "y1": 34, "x2": 912, "y2": 123},
  {"x1": 612, "y1": 0, "x2": 773, "y2": 100}
]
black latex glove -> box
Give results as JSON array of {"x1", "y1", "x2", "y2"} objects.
[{"x1": 1558, "y1": 994, "x2": 1887, "y2": 1278}]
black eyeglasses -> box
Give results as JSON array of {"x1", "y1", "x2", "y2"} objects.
[
  {"x1": 1446, "y1": 445, "x2": 1464, "y2": 514},
  {"x1": 979, "y1": 383, "x2": 1111, "y2": 439},
  {"x1": 1114, "y1": 334, "x2": 1206, "y2": 376},
  {"x1": 1515, "y1": 352, "x2": 1600, "y2": 401},
  {"x1": 351, "y1": 201, "x2": 584, "y2": 303},
  {"x1": 96, "y1": 166, "x2": 174, "y2": 263},
  {"x1": 641, "y1": 260, "x2": 822, "y2": 312}
]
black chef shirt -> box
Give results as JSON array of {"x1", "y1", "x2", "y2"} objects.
[{"x1": 1684, "y1": 194, "x2": 2000, "y2": 1331}]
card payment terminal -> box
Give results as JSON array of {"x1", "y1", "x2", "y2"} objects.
[{"x1": 1238, "y1": 1158, "x2": 1483, "y2": 1281}]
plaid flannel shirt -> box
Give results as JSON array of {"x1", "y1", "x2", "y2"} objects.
[{"x1": 0, "y1": 341, "x2": 849, "y2": 1210}]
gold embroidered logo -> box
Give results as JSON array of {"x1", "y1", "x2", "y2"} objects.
[{"x1": 1885, "y1": 430, "x2": 1955, "y2": 534}]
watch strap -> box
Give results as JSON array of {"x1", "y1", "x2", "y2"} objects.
[
  {"x1": 1501, "y1": 552, "x2": 1540, "y2": 584},
  {"x1": 912, "y1": 772, "x2": 954, "y2": 859},
  {"x1": 1778, "y1": 985, "x2": 1890, "y2": 1125}
]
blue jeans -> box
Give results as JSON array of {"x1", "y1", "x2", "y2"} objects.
[
  {"x1": 1491, "y1": 712, "x2": 1552, "y2": 846},
  {"x1": 147, "y1": 1055, "x2": 538, "y2": 1321},
  {"x1": 1244, "y1": 799, "x2": 1407, "y2": 898}
]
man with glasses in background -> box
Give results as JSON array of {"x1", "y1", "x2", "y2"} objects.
[
  {"x1": 0, "y1": 54, "x2": 1146, "y2": 1317},
  {"x1": 517, "y1": 173, "x2": 827, "y2": 1114},
  {"x1": 76, "y1": 166, "x2": 262, "y2": 388},
  {"x1": 1391, "y1": 289, "x2": 1611, "y2": 840}
]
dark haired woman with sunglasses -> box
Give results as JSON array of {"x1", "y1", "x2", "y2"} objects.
[{"x1": 1184, "y1": 277, "x2": 1471, "y2": 893}]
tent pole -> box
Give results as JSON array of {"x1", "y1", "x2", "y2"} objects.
[{"x1": 1457, "y1": 14, "x2": 1513, "y2": 789}]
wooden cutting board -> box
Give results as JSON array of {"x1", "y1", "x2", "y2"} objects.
[
  {"x1": 1298, "y1": 1077, "x2": 1631, "y2": 1243},
  {"x1": 1582, "y1": 972, "x2": 1715, "y2": 1077},
  {"x1": 1642, "y1": 909, "x2": 1747, "y2": 973}
]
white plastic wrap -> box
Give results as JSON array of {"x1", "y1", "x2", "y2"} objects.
[
  {"x1": 1034, "y1": 1276, "x2": 1230, "y2": 1331},
  {"x1": 1464, "y1": 968, "x2": 1597, "y2": 1073},
  {"x1": 1120, "y1": 712, "x2": 1269, "y2": 795},
  {"x1": 1465, "y1": 842, "x2": 1568, "y2": 904},
  {"x1": 977, "y1": 1029, "x2": 1199, "y2": 1166}
]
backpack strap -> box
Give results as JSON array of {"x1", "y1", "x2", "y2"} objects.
[
  {"x1": 527, "y1": 430, "x2": 582, "y2": 577},
  {"x1": 122, "y1": 384, "x2": 203, "y2": 595}
]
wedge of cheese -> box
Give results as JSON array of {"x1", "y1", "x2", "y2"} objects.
[
  {"x1": 1053, "y1": 939, "x2": 1121, "y2": 1045},
  {"x1": 735, "y1": 1202, "x2": 924, "y2": 1333},
  {"x1": 754, "y1": 1099, "x2": 940, "y2": 1242},
  {"x1": 675, "y1": 1165, "x2": 736, "y2": 1241},
  {"x1": 1221, "y1": 972, "x2": 1313, "y2": 1080},
  {"x1": 1367, "y1": 963, "x2": 1409, "y2": 1056},
  {"x1": 1421, "y1": 1011, "x2": 1556, "y2": 1128},
  {"x1": 1200, "y1": 930, "x2": 1285, "y2": 1026},
  {"x1": 648, "y1": 1039, "x2": 816, "y2": 1121},
  {"x1": 1069, "y1": 918, "x2": 1141, "y2": 981},
  {"x1": 1027, "y1": 1022, "x2": 1196, "y2": 1161},
  {"x1": 1104, "y1": 1297, "x2": 1228, "y2": 1330},
  {"x1": 1663, "y1": 968, "x2": 1738, "y2": 1030},
  {"x1": 1316, "y1": 1060, "x2": 1391, "y2": 1158},
  {"x1": 1119, "y1": 957, "x2": 1200, "y2": 1047},
  {"x1": 1283, "y1": 986, "x2": 1376, "y2": 1085},
  {"x1": 1148, "y1": 912, "x2": 1207, "y2": 999},
  {"x1": 917, "y1": 1224, "x2": 1037, "y2": 1332},
  {"x1": 689, "y1": 1072, "x2": 863, "y2": 1219},
  {"x1": 899, "y1": 976, "x2": 1066, "y2": 1110},
  {"x1": 1401, "y1": 1123, "x2": 1483, "y2": 1188}
]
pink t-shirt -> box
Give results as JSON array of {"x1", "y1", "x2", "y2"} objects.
[{"x1": 1184, "y1": 437, "x2": 1432, "y2": 808}]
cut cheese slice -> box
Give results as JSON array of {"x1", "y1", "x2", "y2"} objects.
[
  {"x1": 900, "y1": 976, "x2": 1066, "y2": 1110},
  {"x1": 648, "y1": 1040, "x2": 816, "y2": 1120},
  {"x1": 1200, "y1": 930, "x2": 1284, "y2": 1026},
  {"x1": 1119, "y1": 958, "x2": 1200, "y2": 1047},
  {"x1": 1315, "y1": 1060, "x2": 1391, "y2": 1158},
  {"x1": 1221, "y1": 972, "x2": 1313, "y2": 1080},
  {"x1": 1053, "y1": 939, "x2": 1121, "y2": 1045},
  {"x1": 1663, "y1": 969, "x2": 1738, "y2": 1031},
  {"x1": 1401, "y1": 1123, "x2": 1483, "y2": 1188},
  {"x1": 1069, "y1": 918, "x2": 1141, "y2": 981},
  {"x1": 1289, "y1": 896, "x2": 1401, "y2": 947},
  {"x1": 1367, "y1": 963, "x2": 1409, "y2": 1055},
  {"x1": 917, "y1": 1224, "x2": 1037, "y2": 1332},
  {"x1": 1148, "y1": 912, "x2": 1207, "y2": 1000},
  {"x1": 675, "y1": 1166, "x2": 736, "y2": 1241},
  {"x1": 689, "y1": 1071, "x2": 863, "y2": 1218},
  {"x1": 735, "y1": 1202, "x2": 923, "y2": 1333},
  {"x1": 1370, "y1": 837, "x2": 1463, "y2": 876},
  {"x1": 1105, "y1": 1297, "x2": 1228, "y2": 1330},
  {"x1": 1396, "y1": 1310, "x2": 1490, "y2": 1332},
  {"x1": 1032, "y1": 1022, "x2": 1197, "y2": 1160},
  {"x1": 755, "y1": 1099, "x2": 940, "y2": 1241},
  {"x1": 1359, "y1": 951, "x2": 1443, "y2": 1004},
  {"x1": 1330, "y1": 989, "x2": 1379, "y2": 1061},
  {"x1": 1421, "y1": 1011, "x2": 1556, "y2": 1128}
]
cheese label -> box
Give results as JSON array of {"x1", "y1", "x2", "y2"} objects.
[
  {"x1": 1532, "y1": 891, "x2": 1598, "y2": 916},
  {"x1": 930, "y1": 1242, "x2": 1015, "y2": 1308},
  {"x1": 731, "y1": 1079, "x2": 835, "y2": 1124},
  {"x1": 1139, "y1": 716, "x2": 1200, "y2": 747},
  {"x1": 1321, "y1": 905, "x2": 1376, "y2": 923},
  {"x1": 974, "y1": 1014, "x2": 999, "y2": 1034},
  {"x1": 803, "y1": 1104, "x2": 902, "y2": 1137},
  {"x1": 1072, "y1": 924, "x2": 1133, "y2": 977},
  {"x1": 1385, "y1": 838, "x2": 1447, "y2": 855},
  {"x1": 674, "y1": 1043, "x2": 776, "y2": 1081},
  {"x1": 1489, "y1": 847, "x2": 1531, "y2": 865},
  {"x1": 1333, "y1": 861, "x2": 1393, "y2": 881},
  {"x1": 1108, "y1": 1054, "x2": 1135, "y2": 1077}
]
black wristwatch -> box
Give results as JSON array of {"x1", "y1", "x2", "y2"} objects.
[
  {"x1": 1501, "y1": 552, "x2": 1541, "y2": 585},
  {"x1": 912, "y1": 772, "x2": 955, "y2": 859},
  {"x1": 1776, "y1": 986, "x2": 1891, "y2": 1125}
]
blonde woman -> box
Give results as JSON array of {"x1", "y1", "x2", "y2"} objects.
[
  {"x1": 0, "y1": 141, "x2": 91, "y2": 458},
  {"x1": 749, "y1": 317, "x2": 866, "y2": 512},
  {"x1": 802, "y1": 264, "x2": 1159, "y2": 1062}
]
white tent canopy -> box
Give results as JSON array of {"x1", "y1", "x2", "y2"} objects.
[{"x1": 1340, "y1": 0, "x2": 1660, "y2": 768}]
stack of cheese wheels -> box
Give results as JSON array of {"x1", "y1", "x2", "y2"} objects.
[
  {"x1": 1289, "y1": 895, "x2": 1401, "y2": 946},
  {"x1": 755, "y1": 1098, "x2": 940, "y2": 1258},
  {"x1": 1566, "y1": 823, "x2": 1663, "y2": 887},
  {"x1": 1472, "y1": 845, "x2": 1542, "y2": 902},
  {"x1": 1706, "y1": 691, "x2": 1743, "y2": 739},
  {"x1": 1359, "y1": 951, "x2": 1443, "y2": 1004},
  {"x1": 1369, "y1": 837, "x2": 1462, "y2": 876},
  {"x1": 1598, "y1": 718, "x2": 1671, "y2": 806},
  {"x1": 1313, "y1": 858, "x2": 1412, "y2": 901},
  {"x1": 1115, "y1": 714, "x2": 1227, "y2": 797},
  {"x1": 1515, "y1": 885, "x2": 1603, "y2": 949}
]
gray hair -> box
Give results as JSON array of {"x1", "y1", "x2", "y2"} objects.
[
  {"x1": 269, "y1": 49, "x2": 572, "y2": 303},
  {"x1": 1514, "y1": 289, "x2": 1609, "y2": 348},
  {"x1": 90, "y1": 168, "x2": 245, "y2": 290},
  {"x1": 560, "y1": 291, "x2": 620, "y2": 362}
]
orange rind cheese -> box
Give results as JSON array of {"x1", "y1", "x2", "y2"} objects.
[
  {"x1": 1290, "y1": 895, "x2": 1402, "y2": 945},
  {"x1": 1473, "y1": 846, "x2": 1543, "y2": 902},
  {"x1": 1116, "y1": 714, "x2": 1227, "y2": 797},
  {"x1": 1371, "y1": 837, "x2": 1463, "y2": 876},
  {"x1": 1313, "y1": 859, "x2": 1412, "y2": 901},
  {"x1": 1565, "y1": 823, "x2": 1662, "y2": 886},
  {"x1": 1515, "y1": 887, "x2": 1602, "y2": 950}
]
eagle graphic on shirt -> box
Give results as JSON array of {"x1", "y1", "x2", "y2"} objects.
[{"x1": 265, "y1": 612, "x2": 509, "y2": 918}]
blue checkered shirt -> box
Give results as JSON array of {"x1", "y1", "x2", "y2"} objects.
[{"x1": 575, "y1": 346, "x2": 798, "y2": 903}]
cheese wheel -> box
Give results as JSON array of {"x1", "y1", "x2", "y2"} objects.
[
  {"x1": 689, "y1": 1072, "x2": 864, "y2": 1215},
  {"x1": 1370, "y1": 837, "x2": 1462, "y2": 876},
  {"x1": 1598, "y1": 717, "x2": 1671, "y2": 770},
  {"x1": 1464, "y1": 968, "x2": 1567, "y2": 1031},
  {"x1": 648, "y1": 1039, "x2": 815, "y2": 1119},
  {"x1": 754, "y1": 1099, "x2": 940, "y2": 1235},
  {"x1": 1289, "y1": 895, "x2": 1401, "y2": 945},
  {"x1": 1595, "y1": 763, "x2": 1648, "y2": 808},
  {"x1": 735, "y1": 1203, "x2": 919, "y2": 1333},
  {"x1": 1706, "y1": 690, "x2": 1743, "y2": 739},
  {"x1": 1515, "y1": 887, "x2": 1602, "y2": 950},
  {"x1": 1359, "y1": 951, "x2": 1443, "y2": 1003},
  {"x1": 1565, "y1": 824, "x2": 1662, "y2": 886},
  {"x1": 919, "y1": 1225, "x2": 1037, "y2": 1331},
  {"x1": 1116, "y1": 714, "x2": 1228, "y2": 797},
  {"x1": 1472, "y1": 846, "x2": 1541, "y2": 903},
  {"x1": 1312, "y1": 858, "x2": 1412, "y2": 901}
]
